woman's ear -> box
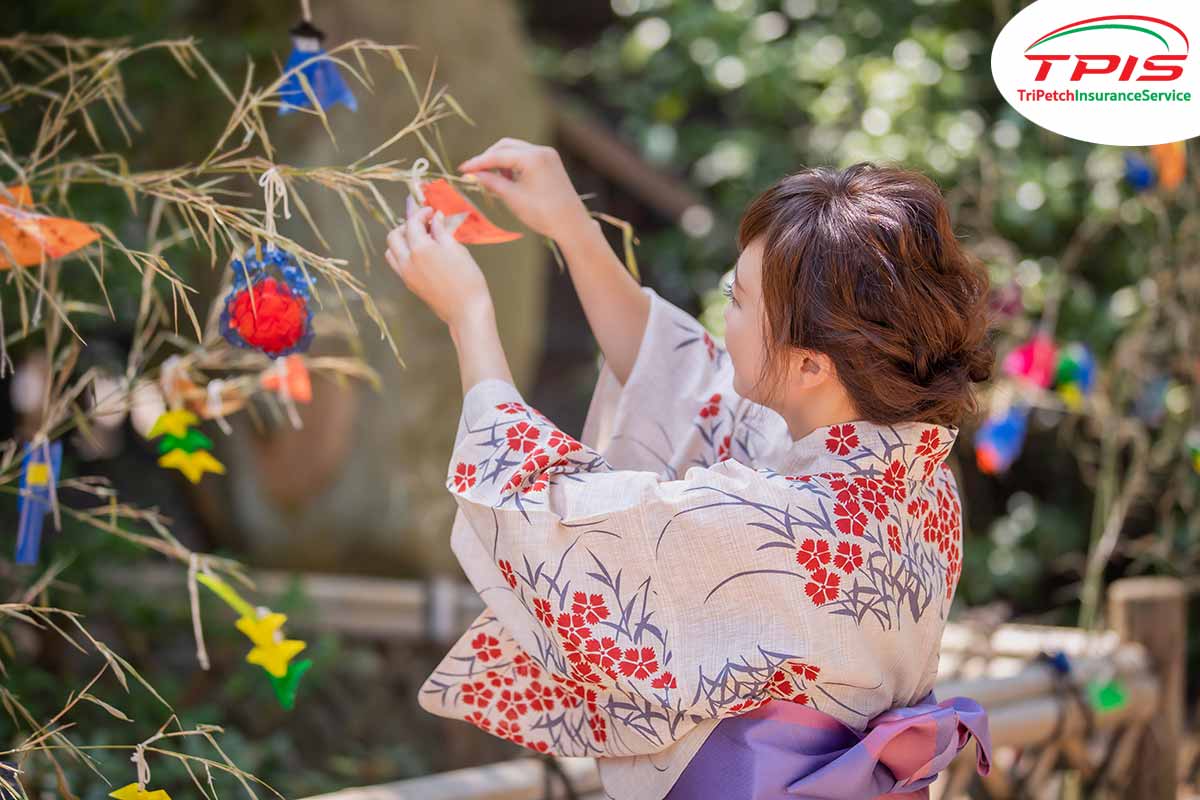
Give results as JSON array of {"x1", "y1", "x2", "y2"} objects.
[{"x1": 795, "y1": 350, "x2": 836, "y2": 387}]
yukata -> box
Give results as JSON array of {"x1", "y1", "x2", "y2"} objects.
[{"x1": 419, "y1": 285, "x2": 991, "y2": 800}]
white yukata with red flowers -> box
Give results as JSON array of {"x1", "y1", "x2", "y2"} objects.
[{"x1": 419, "y1": 285, "x2": 965, "y2": 800}]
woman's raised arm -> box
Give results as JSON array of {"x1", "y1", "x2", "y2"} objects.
[{"x1": 459, "y1": 139, "x2": 649, "y2": 386}]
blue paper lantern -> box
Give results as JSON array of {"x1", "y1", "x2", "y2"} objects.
[
  {"x1": 975, "y1": 403, "x2": 1029, "y2": 475},
  {"x1": 278, "y1": 21, "x2": 357, "y2": 115},
  {"x1": 15, "y1": 439, "x2": 62, "y2": 564}
]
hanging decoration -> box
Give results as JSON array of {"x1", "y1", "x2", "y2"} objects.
[
  {"x1": 149, "y1": 409, "x2": 226, "y2": 483},
  {"x1": 1002, "y1": 333, "x2": 1057, "y2": 389},
  {"x1": 975, "y1": 402, "x2": 1030, "y2": 476},
  {"x1": 196, "y1": 572, "x2": 311, "y2": 710},
  {"x1": 0, "y1": 184, "x2": 100, "y2": 269},
  {"x1": 406, "y1": 158, "x2": 522, "y2": 245},
  {"x1": 14, "y1": 437, "x2": 62, "y2": 564},
  {"x1": 1051, "y1": 342, "x2": 1096, "y2": 412},
  {"x1": 261, "y1": 354, "x2": 312, "y2": 429},
  {"x1": 277, "y1": 0, "x2": 357, "y2": 115},
  {"x1": 1123, "y1": 141, "x2": 1188, "y2": 193},
  {"x1": 110, "y1": 784, "x2": 171, "y2": 800},
  {"x1": 220, "y1": 169, "x2": 317, "y2": 358}
]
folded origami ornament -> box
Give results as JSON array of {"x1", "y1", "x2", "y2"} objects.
[
  {"x1": 109, "y1": 783, "x2": 171, "y2": 800},
  {"x1": 15, "y1": 439, "x2": 62, "y2": 564},
  {"x1": 148, "y1": 409, "x2": 226, "y2": 483},
  {"x1": 0, "y1": 184, "x2": 100, "y2": 269},
  {"x1": 1052, "y1": 342, "x2": 1096, "y2": 412},
  {"x1": 1002, "y1": 334, "x2": 1057, "y2": 389},
  {"x1": 270, "y1": 657, "x2": 313, "y2": 710},
  {"x1": 220, "y1": 245, "x2": 316, "y2": 358},
  {"x1": 278, "y1": 20, "x2": 357, "y2": 115},
  {"x1": 975, "y1": 403, "x2": 1029, "y2": 475},
  {"x1": 420, "y1": 178, "x2": 522, "y2": 245},
  {"x1": 1150, "y1": 141, "x2": 1187, "y2": 193}
]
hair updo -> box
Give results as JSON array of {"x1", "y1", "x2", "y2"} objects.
[{"x1": 737, "y1": 162, "x2": 995, "y2": 428}]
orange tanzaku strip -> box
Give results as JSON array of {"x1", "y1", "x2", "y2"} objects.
[
  {"x1": 421, "y1": 178, "x2": 522, "y2": 245},
  {"x1": 0, "y1": 184, "x2": 100, "y2": 268}
]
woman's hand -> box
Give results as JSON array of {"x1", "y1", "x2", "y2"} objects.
[
  {"x1": 386, "y1": 197, "x2": 493, "y2": 329},
  {"x1": 458, "y1": 138, "x2": 592, "y2": 243}
]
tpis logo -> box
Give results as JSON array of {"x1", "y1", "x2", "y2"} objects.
[{"x1": 991, "y1": 0, "x2": 1200, "y2": 145}]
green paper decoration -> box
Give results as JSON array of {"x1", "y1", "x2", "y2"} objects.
[
  {"x1": 157, "y1": 429, "x2": 215, "y2": 455},
  {"x1": 1086, "y1": 677, "x2": 1128, "y2": 712},
  {"x1": 269, "y1": 658, "x2": 313, "y2": 710}
]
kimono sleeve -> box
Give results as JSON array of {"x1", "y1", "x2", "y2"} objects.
[
  {"x1": 444, "y1": 378, "x2": 801, "y2": 738},
  {"x1": 581, "y1": 285, "x2": 771, "y2": 476}
]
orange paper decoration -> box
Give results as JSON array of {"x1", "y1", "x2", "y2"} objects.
[
  {"x1": 421, "y1": 179, "x2": 522, "y2": 245},
  {"x1": 261, "y1": 354, "x2": 312, "y2": 404},
  {"x1": 1150, "y1": 141, "x2": 1187, "y2": 193},
  {"x1": 0, "y1": 184, "x2": 100, "y2": 268}
]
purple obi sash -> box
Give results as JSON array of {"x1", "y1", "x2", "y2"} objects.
[{"x1": 665, "y1": 691, "x2": 992, "y2": 799}]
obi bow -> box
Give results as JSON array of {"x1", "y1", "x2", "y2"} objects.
[{"x1": 665, "y1": 691, "x2": 992, "y2": 800}]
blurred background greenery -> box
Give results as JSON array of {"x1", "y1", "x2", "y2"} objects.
[{"x1": 3, "y1": 0, "x2": 1197, "y2": 796}]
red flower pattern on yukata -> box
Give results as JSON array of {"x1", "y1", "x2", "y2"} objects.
[
  {"x1": 651, "y1": 671, "x2": 678, "y2": 690},
  {"x1": 471, "y1": 633, "x2": 502, "y2": 662},
  {"x1": 466, "y1": 711, "x2": 491, "y2": 732},
  {"x1": 460, "y1": 680, "x2": 494, "y2": 708},
  {"x1": 496, "y1": 401, "x2": 526, "y2": 415},
  {"x1": 788, "y1": 661, "x2": 820, "y2": 682},
  {"x1": 804, "y1": 567, "x2": 841, "y2": 605},
  {"x1": 619, "y1": 647, "x2": 660, "y2": 680},
  {"x1": 881, "y1": 460, "x2": 908, "y2": 502},
  {"x1": 834, "y1": 499, "x2": 869, "y2": 537},
  {"x1": 452, "y1": 462, "x2": 477, "y2": 492},
  {"x1": 532, "y1": 597, "x2": 555, "y2": 627},
  {"x1": 547, "y1": 428, "x2": 582, "y2": 457},
  {"x1": 525, "y1": 680, "x2": 557, "y2": 712},
  {"x1": 498, "y1": 559, "x2": 518, "y2": 589},
  {"x1": 796, "y1": 538, "x2": 832, "y2": 570},
  {"x1": 495, "y1": 688, "x2": 529, "y2": 721},
  {"x1": 887, "y1": 523, "x2": 902, "y2": 554},
  {"x1": 505, "y1": 421, "x2": 540, "y2": 454},
  {"x1": 556, "y1": 612, "x2": 592, "y2": 644},
  {"x1": 513, "y1": 652, "x2": 541, "y2": 680},
  {"x1": 589, "y1": 714, "x2": 608, "y2": 743},
  {"x1": 585, "y1": 637, "x2": 622, "y2": 680},
  {"x1": 572, "y1": 592, "x2": 610, "y2": 625},
  {"x1": 915, "y1": 428, "x2": 941, "y2": 457},
  {"x1": 699, "y1": 393, "x2": 721, "y2": 419},
  {"x1": 825, "y1": 423, "x2": 860, "y2": 456},
  {"x1": 833, "y1": 541, "x2": 863, "y2": 574}
]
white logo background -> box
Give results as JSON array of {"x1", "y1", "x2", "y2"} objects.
[{"x1": 991, "y1": 0, "x2": 1200, "y2": 145}]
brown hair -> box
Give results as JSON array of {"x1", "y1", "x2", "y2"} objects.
[{"x1": 737, "y1": 162, "x2": 994, "y2": 428}]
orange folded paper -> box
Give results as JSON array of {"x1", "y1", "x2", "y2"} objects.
[
  {"x1": 421, "y1": 178, "x2": 522, "y2": 245},
  {"x1": 0, "y1": 184, "x2": 100, "y2": 268},
  {"x1": 261, "y1": 354, "x2": 312, "y2": 404}
]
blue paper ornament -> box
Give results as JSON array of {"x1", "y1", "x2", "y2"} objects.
[
  {"x1": 219, "y1": 244, "x2": 317, "y2": 359},
  {"x1": 1123, "y1": 152, "x2": 1156, "y2": 192},
  {"x1": 278, "y1": 21, "x2": 357, "y2": 115},
  {"x1": 15, "y1": 439, "x2": 63, "y2": 564},
  {"x1": 975, "y1": 403, "x2": 1029, "y2": 475}
]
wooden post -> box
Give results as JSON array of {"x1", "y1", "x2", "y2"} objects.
[{"x1": 1106, "y1": 576, "x2": 1187, "y2": 799}]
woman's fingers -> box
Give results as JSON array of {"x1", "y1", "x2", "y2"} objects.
[
  {"x1": 384, "y1": 247, "x2": 402, "y2": 277},
  {"x1": 472, "y1": 169, "x2": 517, "y2": 203},
  {"x1": 429, "y1": 210, "x2": 451, "y2": 244},
  {"x1": 458, "y1": 145, "x2": 528, "y2": 174},
  {"x1": 386, "y1": 225, "x2": 410, "y2": 262},
  {"x1": 405, "y1": 206, "x2": 434, "y2": 251}
]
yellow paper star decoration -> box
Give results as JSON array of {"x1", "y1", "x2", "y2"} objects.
[
  {"x1": 147, "y1": 409, "x2": 199, "y2": 439},
  {"x1": 157, "y1": 449, "x2": 226, "y2": 483},
  {"x1": 235, "y1": 612, "x2": 288, "y2": 647},
  {"x1": 110, "y1": 783, "x2": 172, "y2": 800},
  {"x1": 246, "y1": 637, "x2": 307, "y2": 678}
]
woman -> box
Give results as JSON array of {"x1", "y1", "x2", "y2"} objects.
[{"x1": 386, "y1": 139, "x2": 994, "y2": 800}]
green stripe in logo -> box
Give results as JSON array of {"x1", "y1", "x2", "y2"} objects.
[{"x1": 1027, "y1": 23, "x2": 1171, "y2": 51}]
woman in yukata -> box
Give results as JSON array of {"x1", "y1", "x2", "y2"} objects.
[{"x1": 384, "y1": 138, "x2": 996, "y2": 800}]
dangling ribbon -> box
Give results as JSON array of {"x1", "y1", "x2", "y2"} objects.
[
  {"x1": 206, "y1": 380, "x2": 234, "y2": 435},
  {"x1": 269, "y1": 358, "x2": 304, "y2": 430},
  {"x1": 405, "y1": 157, "x2": 430, "y2": 205},
  {"x1": 258, "y1": 166, "x2": 292, "y2": 239}
]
